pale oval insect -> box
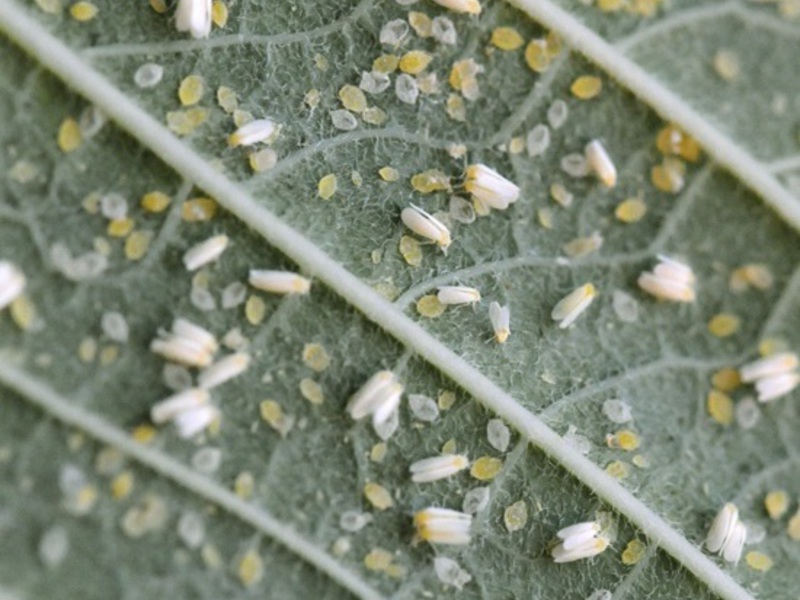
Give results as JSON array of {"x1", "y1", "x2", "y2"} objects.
[
  {"x1": 198, "y1": 352, "x2": 251, "y2": 389},
  {"x1": 175, "y1": 0, "x2": 212, "y2": 39},
  {"x1": 174, "y1": 404, "x2": 220, "y2": 438},
  {"x1": 584, "y1": 140, "x2": 617, "y2": 187},
  {"x1": 414, "y1": 507, "x2": 472, "y2": 545},
  {"x1": 151, "y1": 388, "x2": 210, "y2": 424},
  {"x1": 249, "y1": 270, "x2": 311, "y2": 295},
  {"x1": 489, "y1": 301, "x2": 510, "y2": 344},
  {"x1": 346, "y1": 371, "x2": 404, "y2": 427},
  {"x1": 722, "y1": 521, "x2": 747, "y2": 563},
  {"x1": 432, "y1": 0, "x2": 482, "y2": 14},
  {"x1": 173, "y1": 318, "x2": 219, "y2": 353},
  {"x1": 410, "y1": 454, "x2": 469, "y2": 483},
  {"x1": 151, "y1": 334, "x2": 213, "y2": 368},
  {"x1": 551, "y1": 535, "x2": 609, "y2": 563},
  {"x1": 755, "y1": 372, "x2": 800, "y2": 403},
  {"x1": 739, "y1": 352, "x2": 799, "y2": 383},
  {"x1": 401, "y1": 204, "x2": 452, "y2": 253},
  {"x1": 551, "y1": 283, "x2": 597, "y2": 329},
  {"x1": 0, "y1": 261, "x2": 26, "y2": 311},
  {"x1": 706, "y1": 503, "x2": 738, "y2": 554},
  {"x1": 464, "y1": 164, "x2": 520, "y2": 211},
  {"x1": 228, "y1": 119, "x2": 276, "y2": 147},
  {"x1": 556, "y1": 521, "x2": 602, "y2": 550},
  {"x1": 437, "y1": 286, "x2": 481, "y2": 306},
  {"x1": 183, "y1": 234, "x2": 229, "y2": 272},
  {"x1": 637, "y1": 255, "x2": 696, "y2": 303}
]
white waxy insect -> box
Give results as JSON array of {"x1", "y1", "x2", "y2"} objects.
[
  {"x1": 551, "y1": 520, "x2": 609, "y2": 563},
  {"x1": 551, "y1": 283, "x2": 597, "y2": 329},
  {"x1": 150, "y1": 318, "x2": 218, "y2": 367},
  {"x1": 706, "y1": 503, "x2": 746, "y2": 563},
  {"x1": 228, "y1": 119, "x2": 277, "y2": 147},
  {"x1": 489, "y1": 301, "x2": 510, "y2": 344},
  {"x1": 346, "y1": 370, "x2": 403, "y2": 427},
  {"x1": 437, "y1": 286, "x2": 481, "y2": 306},
  {"x1": 464, "y1": 164, "x2": 520, "y2": 211},
  {"x1": 175, "y1": 0, "x2": 212, "y2": 39},
  {"x1": 249, "y1": 270, "x2": 311, "y2": 295},
  {"x1": 637, "y1": 255, "x2": 696, "y2": 303},
  {"x1": 755, "y1": 372, "x2": 800, "y2": 403},
  {"x1": 183, "y1": 235, "x2": 229, "y2": 272},
  {"x1": 584, "y1": 140, "x2": 617, "y2": 187},
  {"x1": 739, "y1": 352, "x2": 799, "y2": 383},
  {"x1": 410, "y1": 454, "x2": 469, "y2": 483},
  {"x1": 173, "y1": 404, "x2": 220, "y2": 438},
  {"x1": 432, "y1": 0, "x2": 482, "y2": 14},
  {"x1": 151, "y1": 388, "x2": 210, "y2": 424},
  {"x1": 0, "y1": 261, "x2": 26, "y2": 311},
  {"x1": 198, "y1": 352, "x2": 250, "y2": 389},
  {"x1": 401, "y1": 204, "x2": 452, "y2": 253},
  {"x1": 414, "y1": 507, "x2": 472, "y2": 545}
]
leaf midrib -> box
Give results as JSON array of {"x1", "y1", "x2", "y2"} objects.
[{"x1": 0, "y1": 2, "x2": 760, "y2": 599}]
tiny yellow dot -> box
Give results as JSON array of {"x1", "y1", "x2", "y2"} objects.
[
  {"x1": 621, "y1": 539, "x2": 647, "y2": 565},
  {"x1": 182, "y1": 198, "x2": 218, "y2": 222},
  {"x1": 504, "y1": 500, "x2": 528, "y2": 532},
  {"x1": 339, "y1": 85, "x2": 368, "y2": 113},
  {"x1": 379, "y1": 166, "x2": 400, "y2": 182},
  {"x1": 446, "y1": 94, "x2": 467, "y2": 122},
  {"x1": 318, "y1": 173, "x2": 337, "y2": 200},
  {"x1": 234, "y1": 471, "x2": 255, "y2": 499},
  {"x1": 416, "y1": 295, "x2": 445, "y2": 318},
  {"x1": 713, "y1": 50, "x2": 740, "y2": 82},
  {"x1": 211, "y1": 0, "x2": 228, "y2": 27},
  {"x1": 615, "y1": 198, "x2": 647, "y2": 223},
  {"x1": 107, "y1": 218, "x2": 135, "y2": 238},
  {"x1": 787, "y1": 510, "x2": 800, "y2": 540},
  {"x1": 524, "y1": 39, "x2": 551, "y2": 73},
  {"x1": 364, "y1": 482, "x2": 393, "y2": 510},
  {"x1": 149, "y1": 0, "x2": 167, "y2": 13},
  {"x1": 370, "y1": 442, "x2": 388, "y2": 463},
  {"x1": 237, "y1": 550, "x2": 264, "y2": 588},
  {"x1": 373, "y1": 54, "x2": 399, "y2": 74},
  {"x1": 605, "y1": 460, "x2": 630, "y2": 479},
  {"x1": 10, "y1": 296, "x2": 36, "y2": 331},
  {"x1": 570, "y1": 75, "x2": 603, "y2": 100},
  {"x1": 364, "y1": 548, "x2": 393, "y2": 571},
  {"x1": 408, "y1": 12, "x2": 432, "y2": 37},
  {"x1": 399, "y1": 50, "x2": 433, "y2": 75},
  {"x1": 302, "y1": 343, "x2": 331, "y2": 372},
  {"x1": 707, "y1": 390, "x2": 734, "y2": 426},
  {"x1": 711, "y1": 368, "x2": 741, "y2": 393},
  {"x1": 217, "y1": 86, "x2": 238, "y2": 113},
  {"x1": 438, "y1": 390, "x2": 456, "y2": 411},
  {"x1": 470, "y1": 456, "x2": 503, "y2": 481},
  {"x1": 299, "y1": 378, "x2": 324, "y2": 405},
  {"x1": 410, "y1": 169, "x2": 451, "y2": 194},
  {"x1": 745, "y1": 551, "x2": 773, "y2": 572},
  {"x1": 764, "y1": 489, "x2": 790, "y2": 520},
  {"x1": 110, "y1": 471, "x2": 134, "y2": 500},
  {"x1": 124, "y1": 231, "x2": 153, "y2": 261},
  {"x1": 69, "y1": 1, "x2": 98, "y2": 21},
  {"x1": 708, "y1": 313, "x2": 741, "y2": 338},
  {"x1": 178, "y1": 75, "x2": 205, "y2": 107},
  {"x1": 57, "y1": 117, "x2": 83, "y2": 153},
  {"x1": 399, "y1": 236, "x2": 423, "y2": 267},
  {"x1": 131, "y1": 424, "x2": 157, "y2": 444},
  {"x1": 490, "y1": 26, "x2": 524, "y2": 51},
  {"x1": 140, "y1": 191, "x2": 171, "y2": 213}
]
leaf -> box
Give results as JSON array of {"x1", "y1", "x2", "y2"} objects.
[{"x1": 0, "y1": 1, "x2": 799, "y2": 599}]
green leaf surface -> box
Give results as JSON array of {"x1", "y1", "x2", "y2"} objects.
[{"x1": 0, "y1": 1, "x2": 799, "y2": 599}]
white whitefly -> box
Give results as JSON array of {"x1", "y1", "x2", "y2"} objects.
[
  {"x1": 330, "y1": 109, "x2": 358, "y2": 131},
  {"x1": 755, "y1": 372, "x2": 800, "y2": 402},
  {"x1": 551, "y1": 284, "x2": 597, "y2": 329},
  {"x1": 39, "y1": 526, "x2": 69, "y2": 569},
  {"x1": 221, "y1": 282, "x2": 248, "y2": 308},
  {"x1": 359, "y1": 71, "x2": 391, "y2": 95},
  {"x1": 437, "y1": 286, "x2": 481, "y2": 306},
  {"x1": 183, "y1": 234, "x2": 229, "y2": 271},
  {"x1": 190, "y1": 285, "x2": 217, "y2": 311},
  {"x1": 434, "y1": 556, "x2": 472, "y2": 590},
  {"x1": 151, "y1": 388, "x2": 210, "y2": 425},
  {"x1": 373, "y1": 404, "x2": 400, "y2": 441},
  {"x1": 486, "y1": 419, "x2": 510, "y2": 452},
  {"x1": 380, "y1": 18, "x2": 409, "y2": 46},
  {"x1": 408, "y1": 394, "x2": 439, "y2": 422},
  {"x1": 410, "y1": 454, "x2": 469, "y2": 483},
  {"x1": 612, "y1": 289, "x2": 639, "y2": 323},
  {"x1": 0, "y1": 261, "x2": 26, "y2": 310},
  {"x1": 735, "y1": 397, "x2": 760, "y2": 430},
  {"x1": 340, "y1": 511, "x2": 373, "y2": 532},
  {"x1": 100, "y1": 192, "x2": 128, "y2": 220},
  {"x1": 489, "y1": 301, "x2": 510, "y2": 344},
  {"x1": 395, "y1": 73, "x2": 419, "y2": 104},
  {"x1": 229, "y1": 119, "x2": 276, "y2": 147},
  {"x1": 547, "y1": 99, "x2": 569, "y2": 129},
  {"x1": 527, "y1": 124, "x2": 551, "y2": 157},
  {"x1": 739, "y1": 352, "x2": 799, "y2": 383},
  {"x1": 177, "y1": 511, "x2": 205, "y2": 549},
  {"x1": 101, "y1": 311, "x2": 129, "y2": 343},
  {"x1": 175, "y1": 0, "x2": 212, "y2": 38},
  {"x1": 249, "y1": 270, "x2": 311, "y2": 295},
  {"x1": 561, "y1": 153, "x2": 591, "y2": 178},
  {"x1": 462, "y1": 487, "x2": 490, "y2": 514},
  {"x1": 173, "y1": 405, "x2": 219, "y2": 438},
  {"x1": 134, "y1": 63, "x2": 164, "y2": 89},
  {"x1": 431, "y1": 16, "x2": 457, "y2": 45},
  {"x1": 191, "y1": 447, "x2": 222, "y2": 474},
  {"x1": 602, "y1": 399, "x2": 632, "y2": 423},
  {"x1": 198, "y1": 353, "x2": 250, "y2": 389}
]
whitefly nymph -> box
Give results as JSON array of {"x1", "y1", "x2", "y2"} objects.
[
  {"x1": 401, "y1": 204, "x2": 452, "y2": 253},
  {"x1": 705, "y1": 503, "x2": 747, "y2": 563},
  {"x1": 0, "y1": 261, "x2": 26, "y2": 311},
  {"x1": 346, "y1": 370, "x2": 403, "y2": 427},
  {"x1": 464, "y1": 164, "x2": 520, "y2": 213},
  {"x1": 175, "y1": 0, "x2": 212, "y2": 39},
  {"x1": 414, "y1": 507, "x2": 472, "y2": 545},
  {"x1": 551, "y1": 520, "x2": 609, "y2": 563}
]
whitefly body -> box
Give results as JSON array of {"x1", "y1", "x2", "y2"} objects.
[
  {"x1": 151, "y1": 388, "x2": 209, "y2": 424},
  {"x1": 410, "y1": 454, "x2": 469, "y2": 483},
  {"x1": 175, "y1": 0, "x2": 212, "y2": 39},
  {"x1": 228, "y1": 119, "x2": 277, "y2": 147},
  {"x1": 551, "y1": 283, "x2": 597, "y2": 329},
  {"x1": 584, "y1": 140, "x2": 617, "y2": 187},
  {"x1": 739, "y1": 352, "x2": 799, "y2": 383},
  {"x1": 183, "y1": 235, "x2": 229, "y2": 272},
  {"x1": 705, "y1": 503, "x2": 746, "y2": 563},
  {"x1": 755, "y1": 372, "x2": 800, "y2": 403},
  {"x1": 489, "y1": 301, "x2": 510, "y2": 344},
  {"x1": 414, "y1": 507, "x2": 472, "y2": 545},
  {"x1": 551, "y1": 520, "x2": 609, "y2": 563},
  {"x1": 346, "y1": 370, "x2": 404, "y2": 427},
  {"x1": 401, "y1": 204, "x2": 452, "y2": 253},
  {"x1": 638, "y1": 255, "x2": 696, "y2": 302},
  {"x1": 432, "y1": 0, "x2": 482, "y2": 14},
  {"x1": 437, "y1": 286, "x2": 481, "y2": 306},
  {"x1": 198, "y1": 352, "x2": 251, "y2": 389},
  {"x1": 0, "y1": 261, "x2": 25, "y2": 310},
  {"x1": 249, "y1": 270, "x2": 311, "y2": 295},
  {"x1": 174, "y1": 404, "x2": 220, "y2": 438},
  {"x1": 464, "y1": 164, "x2": 520, "y2": 211}
]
